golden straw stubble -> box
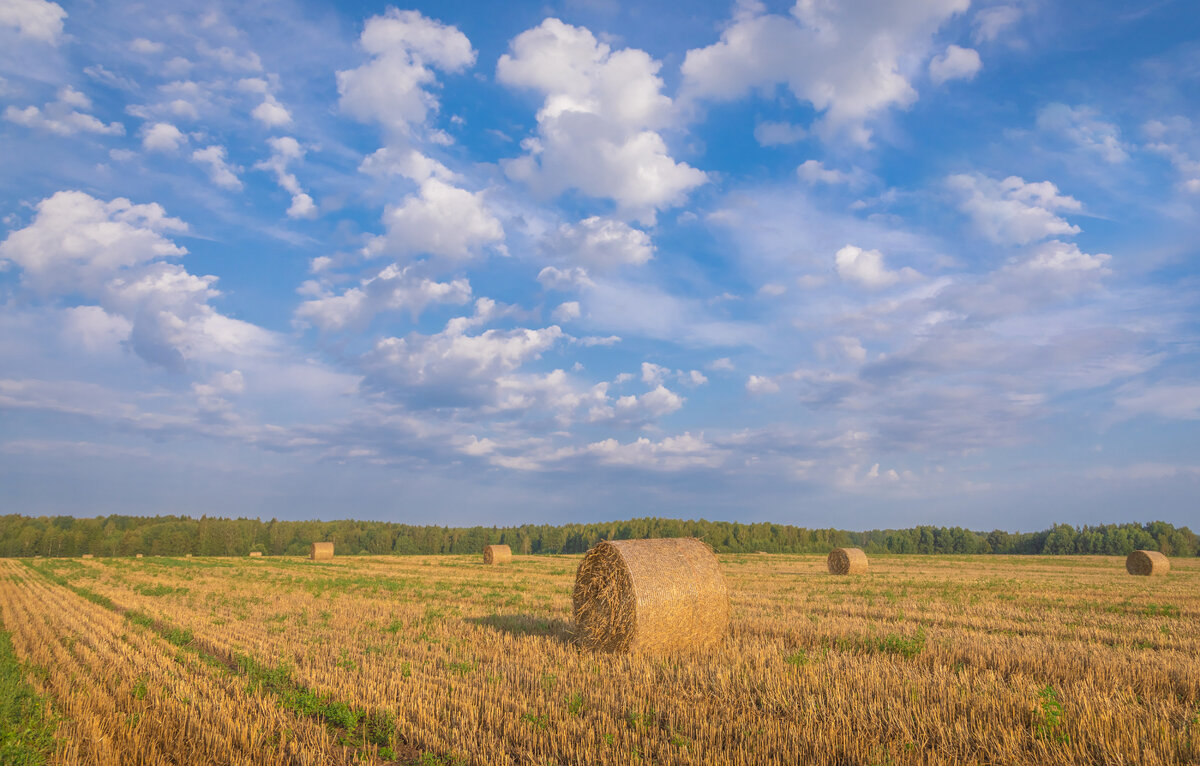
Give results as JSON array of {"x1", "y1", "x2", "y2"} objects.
[
  {"x1": 827, "y1": 547, "x2": 869, "y2": 575},
  {"x1": 572, "y1": 537, "x2": 729, "y2": 653},
  {"x1": 1126, "y1": 549, "x2": 1169, "y2": 576},
  {"x1": 482, "y1": 544, "x2": 512, "y2": 565}
]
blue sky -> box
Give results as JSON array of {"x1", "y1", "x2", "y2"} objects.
[{"x1": 1, "y1": 0, "x2": 1198, "y2": 530}]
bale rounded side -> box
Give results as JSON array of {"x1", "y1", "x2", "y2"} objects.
[
  {"x1": 249, "y1": 551, "x2": 263, "y2": 558},
  {"x1": 310, "y1": 542, "x2": 334, "y2": 560},
  {"x1": 483, "y1": 544, "x2": 512, "y2": 565},
  {"x1": 572, "y1": 538, "x2": 729, "y2": 653},
  {"x1": 1126, "y1": 549, "x2": 1169, "y2": 576},
  {"x1": 827, "y1": 547, "x2": 868, "y2": 575}
]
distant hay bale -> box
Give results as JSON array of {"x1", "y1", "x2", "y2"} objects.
[
  {"x1": 249, "y1": 551, "x2": 263, "y2": 558},
  {"x1": 573, "y1": 538, "x2": 729, "y2": 653},
  {"x1": 82, "y1": 554, "x2": 93, "y2": 559},
  {"x1": 1126, "y1": 550, "x2": 1169, "y2": 576},
  {"x1": 310, "y1": 542, "x2": 334, "y2": 560},
  {"x1": 827, "y1": 547, "x2": 868, "y2": 575},
  {"x1": 483, "y1": 544, "x2": 512, "y2": 565},
  {"x1": 136, "y1": 554, "x2": 143, "y2": 558},
  {"x1": 185, "y1": 554, "x2": 193, "y2": 558}
]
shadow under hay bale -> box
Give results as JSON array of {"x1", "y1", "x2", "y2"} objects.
[
  {"x1": 483, "y1": 544, "x2": 512, "y2": 565},
  {"x1": 310, "y1": 542, "x2": 334, "y2": 560},
  {"x1": 827, "y1": 547, "x2": 868, "y2": 575},
  {"x1": 465, "y1": 614, "x2": 572, "y2": 642},
  {"x1": 1126, "y1": 549, "x2": 1169, "y2": 576},
  {"x1": 573, "y1": 537, "x2": 729, "y2": 653}
]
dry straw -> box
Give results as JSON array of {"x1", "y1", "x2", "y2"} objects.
[
  {"x1": 310, "y1": 542, "x2": 334, "y2": 560},
  {"x1": 1126, "y1": 549, "x2": 1169, "y2": 576},
  {"x1": 249, "y1": 551, "x2": 263, "y2": 558},
  {"x1": 573, "y1": 537, "x2": 730, "y2": 653},
  {"x1": 483, "y1": 544, "x2": 512, "y2": 565},
  {"x1": 827, "y1": 547, "x2": 868, "y2": 575},
  {"x1": 136, "y1": 554, "x2": 143, "y2": 558},
  {"x1": 82, "y1": 554, "x2": 93, "y2": 559}
]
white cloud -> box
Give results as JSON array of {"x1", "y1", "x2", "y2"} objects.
[
  {"x1": 141, "y1": 122, "x2": 186, "y2": 152},
  {"x1": 359, "y1": 147, "x2": 458, "y2": 183},
  {"x1": 497, "y1": 18, "x2": 706, "y2": 222},
  {"x1": 377, "y1": 178, "x2": 502, "y2": 260},
  {"x1": 191, "y1": 145, "x2": 242, "y2": 190},
  {"x1": 746, "y1": 375, "x2": 780, "y2": 394},
  {"x1": 929, "y1": 45, "x2": 981, "y2": 85},
  {"x1": 754, "y1": 120, "x2": 806, "y2": 146},
  {"x1": 337, "y1": 8, "x2": 475, "y2": 137},
  {"x1": 0, "y1": 0, "x2": 65, "y2": 44},
  {"x1": 1115, "y1": 382, "x2": 1200, "y2": 421},
  {"x1": 947, "y1": 173, "x2": 1081, "y2": 244},
  {"x1": 1037, "y1": 103, "x2": 1128, "y2": 163},
  {"x1": 1019, "y1": 239, "x2": 1111, "y2": 275},
  {"x1": 537, "y1": 265, "x2": 593, "y2": 291},
  {"x1": 0, "y1": 191, "x2": 273, "y2": 370},
  {"x1": 252, "y1": 95, "x2": 292, "y2": 128},
  {"x1": 708, "y1": 357, "x2": 735, "y2": 372},
  {"x1": 835, "y1": 244, "x2": 920, "y2": 288},
  {"x1": 295, "y1": 263, "x2": 471, "y2": 331},
  {"x1": 681, "y1": 0, "x2": 969, "y2": 144},
  {"x1": 641, "y1": 361, "x2": 668, "y2": 385},
  {"x1": 130, "y1": 37, "x2": 164, "y2": 54},
  {"x1": 542, "y1": 216, "x2": 653, "y2": 270},
  {"x1": 797, "y1": 159, "x2": 864, "y2": 186},
  {"x1": 579, "y1": 432, "x2": 721, "y2": 470},
  {"x1": 4, "y1": 86, "x2": 124, "y2": 136},
  {"x1": 972, "y1": 5, "x2": 1021, "y2": 43},
  {"x1": 254, "y1": 136, "x2": 317, "y2": 219},
  {"x1": 551, "y1": 301, "x2": 581, "y2": 322}
]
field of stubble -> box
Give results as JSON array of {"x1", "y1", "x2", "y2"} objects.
[{"x1": 1, "y1": 552, "x2": 1197, "y2": 765}]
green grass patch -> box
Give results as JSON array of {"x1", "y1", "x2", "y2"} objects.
[{"x1": 0, "y1": 618, "x2": 56, "y2": 766}]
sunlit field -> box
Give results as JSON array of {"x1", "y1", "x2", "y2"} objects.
[{"x1": 2, "y1": 552, "x2": 1197, "y2": 765}]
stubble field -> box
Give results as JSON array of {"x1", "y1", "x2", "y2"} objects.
[{"x1": 1, "y1": 552, "x2": 1197, "y2": 765}]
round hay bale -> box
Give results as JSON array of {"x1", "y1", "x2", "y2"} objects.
[
  {"x1": 136, "y1": 554, "x2": 143, "y2": 558},
  {"x1": 1126, "y1": 550, "x2": 1169, "y2": 576},
  {"x1": 81, "y1": 554, "x2": 93, "y2": 559},
  {"x1": 249, "y1": 551, "x2": 263, "y2": 558},
  {"x1": 483, "y1": 544, "x2": 512, "y2": 565},
  {"x1": 310, "y1": 542, "x2": 334, "y2": 560},
  {"x1": 827, "y1": 547, "x2": 868, "y2": 575},
  {"x1": 572, "y1": 538, "x2": 729, "y2": 653}
]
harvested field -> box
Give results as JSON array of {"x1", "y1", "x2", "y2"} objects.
[{"x1": 2, "y1": 553, "x2": 1198, "y2": 765}]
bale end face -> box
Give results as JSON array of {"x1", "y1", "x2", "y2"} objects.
[
  {"x1": 572, "y1": 537, "x2": 729, "y2": 654},
  {"x1": 483, "y1": 544, "x2": 512, "y2": 565},
  {"x1": 827, "y1": 547, "x2": 868, "y2": 575},
  {"x1": 1126, "y1": 549, "x2": 1169, "y2": 576},
  {"x1": 310, "y1": 542, "x2": 334, "y2": 560}
]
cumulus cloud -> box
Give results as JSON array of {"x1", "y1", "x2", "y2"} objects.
[
  {"x1": 359, "y1": 147, "x2": 458, "y2": 183},
  {"x1": 947, "y1": 173, "x2": 1081, "y2": 244},
  {"x1": 191, "y1": 145, "x2": 242, "y2": 190},
  {"x1": 141, "y1": 122, "x2": 186, "y2": 152},
  {"x1": 252, "y1": 94, "x2": 292, "y2": 127},
  {"x1": 537, "y1": 265, "x2": 593, "y2": 291},
  {"x1": 551, "y1": 301, "x2": 581, "y2": 322},
  {"x1": 681, "y1": 0, "x2": 969, "y2": 144},
  {"x1": 0, "y1": 191, "x2": 272, "y2": 370},
  {"x1": 374, "y1": 179, "x2": 503, "y2": 260},
  {"x1": 929, "y1": 45, "x2": 981, "y2": 85},
  {"x1": 295, "y1": 263, "x2": 471, "y2": 331},
  {"x1": 0, "y1": 0, "x2": 66, "y2": 44},
  {"x1": 337, "y1": 8, "x2": 475, "y2": 137},
  {"x1": 130, "y1": 37, "x2": 164, "y2": 54},
  {"x1": 754, "y1": 120, "x2": 806, "y2": 146},
  {"x1": 497, "y1": 18, "x2": 706, "y2": 222},
  {"x1": 797, "y1": 159, "x2": 866, "y2": 186},
  {"x1": 254, "y1": 136, "x2": 317, "y2": 219},
  {"x1": 835, "y1": 245, "x2": 920, "y2": 288},
  {"x1": 4, "y1": 86, "x2": 124, "y2": 136},
  {"x1": 746, "y1": 375, "x2": 780, "y2": 394},
  {"x1": 542, "y1": 216, "x2": 653, "y2": 271},
  {"x1": 1037, "y1": 103, "x2": 1128, "y2": 163},
  {"x1": 972, "y1": 5, "x2": 1021, "y2": 43}
]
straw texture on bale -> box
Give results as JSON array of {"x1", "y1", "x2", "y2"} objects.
[
  {"x1": 310, "y1": 542, "x2": 334, "y2": 560},
  {"x1": 249, "y1": 551, "x2": 263, "y2": 558},
  {"x1": 1126, "y1": 549, "x2": 1169, "y2": 576},
  {"x1": 135, "y1": 554, "x2": 143, "y2": 558},
  {"x1": 81, "y1": 554, "x2": 93, "y2": 559},
  {"x1": 573, "y1": 538, "x2": 729, "y2": 653},
  {"x1": 483, "y1": 544, "x2": 512, "y2": 565},
  {"x1": 185, "y1": 554, "x2": 193, "y2": 558},
  {"x1": 827, "y1": 547, "x2": 868, "y2": 575}
]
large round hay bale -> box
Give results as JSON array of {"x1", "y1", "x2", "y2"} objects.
[
  {"x1": 827, "y1": 547, "x2": 868, "y2": 575},
  {"x1": 310, "y1": 542, "x2": 334, "y2": 560},
  {"x1": 249, "y1": 551, "x2": 263, "y2": 558},
  {"x1": 135, "y1": 554, "x2": 143, "y2": 558},
  {"x1": 572, "y1": 538, "x2": 729, "y2": 653},
  {"x1": 483, "y1": 544, "x2": 512, "y2": 565},
  {"x1": 82, "y1": 554, "x2": 93, "y2": 559},
  {"x1": 1126, "y1": 550, "x2": 1169, "y2": 576}
]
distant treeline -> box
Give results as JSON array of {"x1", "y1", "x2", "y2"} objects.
[{"x1": 0, "y1": 514, "x2": 1195, "y2": 559}]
